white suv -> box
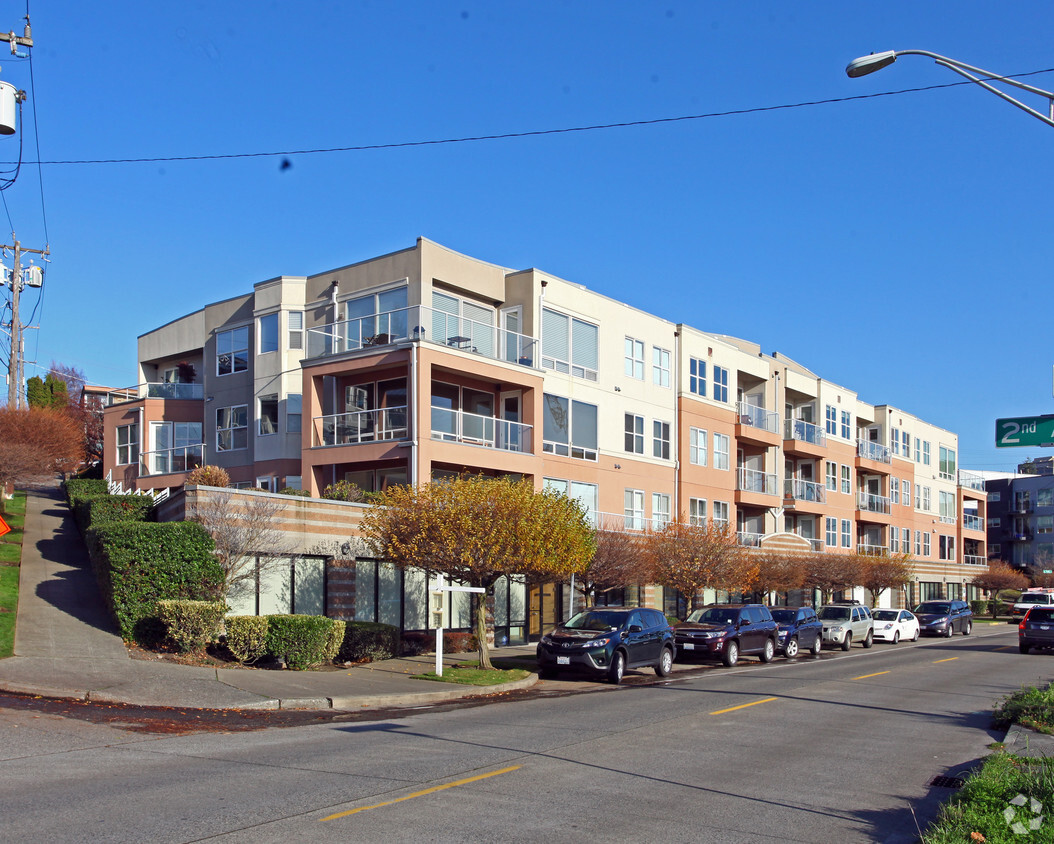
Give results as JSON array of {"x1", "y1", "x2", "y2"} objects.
[{"x1": 818, "y1": 602, "x2": 874, "y2": 650}]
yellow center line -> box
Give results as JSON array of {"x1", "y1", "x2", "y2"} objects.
[
  {"x1": 710, "y1": 697, "x2": 778, "y2": 715},
  {"x1": 320, "y1": 765, "x2": 521, "y2": 821},
  {"x1": 993, "y1": 646, "x2": 1017, "y2": 651},
  {"x1": 933, "y1": 657, "x2": 959, "y2": 663},
  {"x1": 853, "y1": 671, "x2": 890, "y2": 680}
]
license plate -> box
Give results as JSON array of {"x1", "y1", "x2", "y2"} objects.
[
  {"x1": 683, "y1": 643, "x2": 695, "y2": 650},
  {"x1": 556, "y1": 656, "x2": 570, "y2": 665},
  {"x1": 1042, "y1": 626, "x2": 1050, "y2": 631}
]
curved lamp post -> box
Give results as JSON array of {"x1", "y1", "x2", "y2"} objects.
[{"x1": 846, "y1": 49, "x2": 1054, "y2": 128}]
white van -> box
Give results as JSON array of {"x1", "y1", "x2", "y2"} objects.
[{"x1": 1011, "y1": 589, "x2": 1054, "y2": 621}]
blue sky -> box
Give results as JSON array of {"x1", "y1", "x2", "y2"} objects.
[{"x1": 1, "y1": 2, "x2": 1052, "y2": 472}]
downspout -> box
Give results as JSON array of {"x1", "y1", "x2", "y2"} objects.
[
  {"x1": 410, "y1": 338, "x2": 418, "y2": 487},
  {"x1": 673, "y1": 328, "x2": 680, "y2": 521}
]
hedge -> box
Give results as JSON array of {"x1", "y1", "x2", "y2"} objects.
[
  {"x1": 339, "y1": 621, "x2": 401, "y2": 663},
  {"x1": 265, "y1": 614, "x2": 342, "y2": 669},
  {"x1": 64, "y1": 478, "x2": 109, "y2": 511},
  {"x1": 226, "y1": 615, "x2": 270, "y2": 663},
  {"x1": 88, "y1": 521, "x2": 223, "y2": 644},
  {"x1": 156, "y1": 599, "x2": 227, "y2": 653}
]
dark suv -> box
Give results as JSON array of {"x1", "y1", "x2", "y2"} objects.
[
  {"x1": 673, "y1": 604, "x2": 778, "y2": 667},
  {"x1": 770, "y1": 606, "x2": 823, "y2": 658},
  {"x1": 1019, "y1": 606, "x2": 1054, "y2": 653},
  {"x1": 536, "y1": 607, "x2": 675, "y2": 684},
  {"x1": 914, "y1": 600, "x2": 972, "y2": 637}
]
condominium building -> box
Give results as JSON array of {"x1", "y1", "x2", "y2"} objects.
[
  {"x1": 101, "y1": 237, "x2": 987, "y2": 631},
  {"x1": 986, "y1": 469, "x2": 1054, "y2": 575}
]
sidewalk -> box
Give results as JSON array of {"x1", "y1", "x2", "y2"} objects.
[{"x1": 0, "y1": 486, "x2": 541, "y2": 711}]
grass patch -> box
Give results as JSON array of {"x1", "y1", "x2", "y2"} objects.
[
  {"x1": 922, "y1": 753, "x2": 1054, "y2": 843},
  {"x1": 413, "y1": 666, "x2": 530, "y2": 686},
  {"x1": 0, "y1": 564, "x2": 18, "y2": 657},
  {"x1": 994, "y1": 683, "x2": 1054, "y2": 735}
]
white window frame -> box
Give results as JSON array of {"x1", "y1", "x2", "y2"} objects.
[
  {"x1": 288, "y1": 311, "x2": 304, "y2": 351},
  {"x1": 653, "y1": 420, "x2": 671, "y2": 460},
  {"x1": 625, "y1": 337, "x2": 645, "y2": 380},
  {"x1": 689, "y1": 358, "x2": 706, "y2": 396},
  {"x1": 712, "y1": 501, "x2": 730, "y2": 528},
  {"x1": 826, "y1": 461, "x2": 837, "y2": 491},
  {"x1": 713, "y1": 432, "x2": 730, "y2": 470},
  {"x1": 258, "y1": 312, "x2": 279, "y2": 355},
  {"x1": 713, "y1": 366, "x2": 729, "y2": 403},
  {"x1": 689, "y1": 498, "x2": 707, "y2": 526},
  {"x1": 689, "y1": 427, "x2": 708, "y2": 466},
  {"x1": 216, "y1": 326, "x2": 249, "y2": 376},
  {"x1": 116, "y1": 423, "x2": 139, "y2": 466},
  {"x1": 652, "y1": 347, "x2": 671, "y2": 387},
  {"x1": 624, "y1": 413, "x2": 644, "y2": 454},
  {"x1": 841, "y1": 464, "x2": 851, "y2": 495},
  {"x1": 826, "y1": 517, "x2": 838, "y2": 547},
  {"x1": 652, "y1": 493, "x2": 671, "y2": 529},
  {"x1": 216, "y1": 404, "x2": 248, "y2": 452},
  {"x1": 841, "y1": 519, "x2": 852, "y2": 548},
  {"x1": 624, "y1": 489, "x2": 645, "y2": 531}
]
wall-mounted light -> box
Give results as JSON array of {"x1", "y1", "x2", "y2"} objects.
[
  {"x1": 614, "y1": 464, "x2": 621, "y2": 470},
  {"x1": 614, "y1": 386, "x2": 621, "y2": 392}
]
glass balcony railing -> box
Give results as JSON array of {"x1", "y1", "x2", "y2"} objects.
[
  {"x1": 313, "y1": 406, "x2": 409, "y2": 447},
  {"x1": 305, "y1": 305, "x2": 538, "y2": 368},
  {"x1": 736, "y1": 401, "x2": 779, "y2": 434},
  {"x1": 737, "y1": 531, "x2": 763, "y2": 548},
  {"x1": 857, "y1": 439, "x2": 892, "y2": 464},
  {"x1": 784, "y1": 478, "x2": 826, "y2": 504},
  {"x1": 857, "y1": 543, "x2": 886, "y2": 557},
  {"x1": 431, "y1": 407, "x2": 532, "y2": 453},
  {"x1": 963, "y1": 554, "x2": 986, "y2": 566},
  {"x1": 140, "y1": 443, "x2": 204, "y2": 477},
  {"x1": 784, "y1": 418, "x2": 826, "y2": 447},
  {"x1": 963, "y1": 514, "x2": 983, "y2": 531},
  {"x1": 736, "y1": 467, "x2": 778, "y2": 495},
  {"x1": 958, "y1": 470, "x2": 985, "y2": 492},
  {"x1": 105, "y1": 383, "x2": 203, "y2": 405},
  {"x1": 857, "y1": 492, "x2": 891, "y2": 514}
]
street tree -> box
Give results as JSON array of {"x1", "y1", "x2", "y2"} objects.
[
  {"x1": 857, "y1": 552, "x2": 914, "y2": 607},
  {"x1": 972, "y1": 562, "x2": 1030, "y2": 617},
  {"x1": 576, "y1": 515, "x2": 649, "y2": 608},
  {"x1": 751, "y1": 549, "x2": 807, "y2": 604},
  {"x1": 647, "y1": 519, "x2": 755, "y2": 614},
  {"x1": 0, "y1": 407, "x2": 84, "y2": 511},
  {"x1": 361, "y1": 475, "x2": 595, "y2": 669},
  {"x1": 25, "y1": 373, "x2": 68, "y2": 409},
  {"x1": 807, "y1": 551, "x2": 862, "y2": 605}
]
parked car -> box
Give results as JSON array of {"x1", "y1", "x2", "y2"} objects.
[
  {"x1": 871, "y1": 608, "x2": 920, "y2": 644},
  {"x1": 818, "y1": 602, "x2": 874, "y2": 650},
  {"x1": 673, "y1": 604, "x2": 778, "y2": 667},
  {"x1": 913, "y1": 600, "x2": 972, "y2": 637},
  {"x1": 1011, "y1": 589, "x2": 1054, "y2": 622},
  {"x1": 770, "y1": 606, "x2": 823, "y2": 658},
  {"x1": 536, "y1": 607, "x2": 675, "y2": 684},
  {"x1": 1019, "y1": 606, "x2": 1054, "y2": 654}
]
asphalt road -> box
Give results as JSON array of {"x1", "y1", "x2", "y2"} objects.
[{"x1": 1, "y1": 625, "x2": 1050, "y2": 843}]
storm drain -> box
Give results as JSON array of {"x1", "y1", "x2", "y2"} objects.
[{"x1": 929, "y1": 775, "x2": 965, "y2": 789}]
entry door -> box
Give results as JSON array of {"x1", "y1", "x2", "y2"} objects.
[{"x1": 499, "y1": 390, "x2": 522, "y2": 451}]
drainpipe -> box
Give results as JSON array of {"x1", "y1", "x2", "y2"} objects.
[
  {"x1": 673, "y1": 329, "x2": 680, "y2": 520},
  {"x1": 410, "y1": 339, "x2": 418, "y2": 487}
]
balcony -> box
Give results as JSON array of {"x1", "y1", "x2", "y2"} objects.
[
  {"x1": 432, "y1": 407, "x2": 533, "y2": 453},
  {"x1": 737, "y1": 531, "x2": 763, "y2": 548},
  {"x1": 963, "y1": 554, "x2": 987, "y2": 566},
  {"x1": 105, "y1": 382, "x2": 204, "y2": 405},
  {"x1": 958, "y1": 470, "x2": 985, "y2": 492},
  {"x1": 736, "y1": 467, "x2": 778, "y2": 496},
  {"x1": 314, "y1": 406, "x2": 409, "y2": 447},
  {"x1": 139, "y1": 443, "x2": 204, "y2": 477},
  {"x1": 736, "y1": 402, "x2": 780, "y2": 435},
  {"x1": 939, "y1": 514, "x2": 957, "y2": 526},
  {"x1": 305, "y1": 305, "x2": 538, "y2": 369},
  {"x1": 857, "y1": 491, "x2": 891, "y2": 514},
  {"x1": 784, "y1": 418, "x2": 826, "y2": 447},
  {"x1": 857, "y1": 440, "x2": 891, "y2": 464},
  {"x1": 857, "y1": 543, "x2": 886, "y2": 557},
  {"x1": 784, "y1": 478, "x2": 826, "y2": 504},
  {"x1": 963, "y1": 514, "x2": 983, "y2": 531}
]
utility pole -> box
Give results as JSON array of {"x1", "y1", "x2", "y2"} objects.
[{"x1": 4, "y1": 236, "x2": 47, "y2": 408}]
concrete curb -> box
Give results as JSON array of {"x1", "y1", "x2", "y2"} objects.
[{"x1": 329, "y1": 672, "x2": 538, "y2": 711}]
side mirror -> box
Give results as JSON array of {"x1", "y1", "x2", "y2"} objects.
[{"x1": 628, "y1": 624, "x2": 643, "y2": 633}]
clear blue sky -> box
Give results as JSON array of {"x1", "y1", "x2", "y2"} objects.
[{"x1": 1, "y1": 1, "x2": 1052, "y2": 472}]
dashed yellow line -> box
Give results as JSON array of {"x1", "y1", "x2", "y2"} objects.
[
  {"x1": 993, "y1": 646, "x2": 1017, "y2": 651},
  {"x1": 933, "y1": 657, "x2": 959, "y2": 663},
  {"x1": 710, "y1": 697, "x2": 778, "y2": 715},
  {"x1": 853, "y1": 671, "x2": 890, "y2": 680},
  {"x1": 320, "y1": 765, "x2": 521, "y2": 821}
]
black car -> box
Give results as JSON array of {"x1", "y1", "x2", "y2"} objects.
[
  {"x1": 1019, "y1": 606, "x2": 1054, "y2": 654},
  {"x1": 673, "y1": 604, "x2": 778, "y2": 667},
  {"x1": 536, "y1": 607, "x2": 675, "y2": 684},
  {"x1": 770, "y1": 606, "x2": 823, "y2": 658},
  {"x1": 913, "y1": 600, "x2": 973, "y2": 637}
]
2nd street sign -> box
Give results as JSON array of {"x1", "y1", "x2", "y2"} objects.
[{"x1": 996, "y1": 415, "x2": 1054, "y2": 448}]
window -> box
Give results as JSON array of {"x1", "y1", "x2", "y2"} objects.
[
  {"x1": 939, "y1": 535, "x2": 956, "y2": 561},
  {"x1": 1040, "y1": 489, "x2": 1054, "y2": 508},
  {"x1": 922, "y1": 441, "x2": 931, "y2": 465},
  {"x1": 891, "y1": 480, "x2": 899, "y2": 505},
  {"x1": 652, "y1": 347, "x2": 671, "y2": 387},
  {"x1": 713, "y1": 366, "x2": 729, "y2": 403},
  {"x1": 653, "y1": 420, "x2": 670, "y2": 460},
  {"x1": 543, "y1": 394, "x2": 598, "y2": 460},
  {"x1": 914, "y1": 438, "x2": 921, "y2": 462},
  {"x1": 939, "y1": 491, "x2": 956, "y2": 523},
  {"x1": 939, "y1": 446, "x2": 956, "y2": 480},
  {"x1": 914, "y1": 530, "x2": 922, "y2": 555},
  {"x1": 923, "y1": 533, "x2": 931, "y2": 556},
  {"x1": 901, "y1": 430, "x2": 910, "y2": 456},
  {"x1": 826, "y1": 517, "x2": 838, "y2": 547},
  {"x1": 541, "y1": 308, "x2": 598, "y2": 379},
  {"x1": 890, "y1": 529, "x2": 899, "y2": 553},
  {"x1": 689, "y1": 358, "x2": 706, "y2": 396},
  {"x1": 826, "y1": 405, "x2": 837, "y2": 435},
  {"x1": 841, "y1": 464, "x2": 851, "y2": 494},
  {"x1": 285, "y1": 475, "x2": 302, "y2": 491},
  {"x1": 544, "y1": 478, "x2": 599, "y2": 523},
  {"x1": 902, "y1": 479, "x2": 911, "y2": 507},
  {"x1": 149, "y1": 421, "x2": 203, "y2": 474},
  {"x1": 624, "y1": 489, "x2": 645, "y2": 530},
  {"x1": 902, "y1": 527, "x2": 910, "y2": 550},
  {"x1": 217, "y1": 405, "x2": 248, "y2": 451},
  {"x1": 1015, "y1": 490, "x2": 1031, "y2": 512},
  {"x1": 841, "y1": 519, "x2": 852, "y2": 548},
  {"x1": 689, "y1": 498, "x2": 707, "y2": 526},
  {"x1": 713, "y1": 433, "x2": 730, "y2": 470},
  {"x1": 891, "y1": 427, "x2": 900, "y2": 456},
  {"x1": 259, "y1": 313, "x2": 279, "y2": 354},
  {"x1": 353, "y1": 285, "x2": 410, "y2": 346},
  {"x1": 624, "y1": 413, "x2": 644, "y2": 454},
  {"x1": 989, "y1": 491, "x2": 1001, "y2": 503},
  {"x1": 920, "y1": 486, "x2": 931, "y2": 511},
  {"x1": 840, "y1": 411, "x2": 850, "y2": 440},
  {"x1": 288, "y1": 311, "x2": 304, "y2": 350},
  {"x1": 216, "y1": 326, "x2": 249, "y2": 376},
  {"x1": 712, "y1": 501, "x2": 730, "y2": 528},
  {"x1": 259, "y1": 394, "x2": 279, "y2": 436},
  {"x1": 652, "y1": 493, "x2": 671, "y2": 529},
  {"x1": 689, "y1": 427, "x2": 707, "y2": 466},
  {"x1": 625, "y1": 337, "x2": 645, "y2": 379},
  {"x1": 826, "y1": 461, "x2": 837, "y2": 491},
  {"x1": 287, "y1": 394, "x2": 302, "y2": 433},
  {"x1": 1039, "y1": 515, "x2": 1054, "y2": 534},
  {"x1": 987, "y1": 516, "x2": 1001, "y2": 528},
  {"x1": 116, "y1": 423, "x2": 138, "y2": 465}
]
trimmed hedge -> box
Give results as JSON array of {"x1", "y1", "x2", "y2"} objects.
[
  {"x1": 265, "y1": 614, "x2": 341, "y2": 669},
  {"x1": 339, "y1": 621, "x2": 401, "y2": 663},
  {"x1": 970, "y1": 600, "x2": 988, "y2": 617},
  {"x1": 225, "y1": 615, "x2": 270, "y2": 663},
  {"x1": 156, "y1": 599, "x2": 227, "y2": 653},
  {"x1": 89, "y1": 521, "x2": 223, "y2": 644},
  {"x1": 64, "y1": 478, "x2": 108, "y2": 509}
]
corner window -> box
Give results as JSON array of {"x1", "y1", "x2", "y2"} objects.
[
  {"x1": 939, "y1": 446, "x2": 956, "y2": 480},
  {"x1": 217, "y1": 405, "x2": 248, "y2": 451},
  {"x1": 259, "y1": 313, "x2": 279, "y2": 354},
  {"x1": 216, "y1": 326, "x2": 249, "y2": 376}
]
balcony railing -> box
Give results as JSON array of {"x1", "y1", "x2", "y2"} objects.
[
  {"x1": 431, "y1": 407, "x2": 532, "y2": 453},
  {"x1": 736, "y1": 401, "x2": 779, "y2": 434},
  {"x1": 737, "y1": 531, "x2": 764, "y2": 548},
  {"x1": 963, "y1": 554, "x2": 986, "y2": 566},
  {"x1": 784, "y1": 418, "x2": 826, "y2": 447},
  {"x1": 857, "y1": 491, "x2": 891, "y2": 514},
  {"x1": 858, "y1": 543, "x2": 886, "y2": 557},
  {"x1": 857, "y1": 439, "x2": 891, "y2": 464},
  {"x1": 939, "y1": 514, "x2": 957, "y2": 525},
  {"x1": 963, "y1": 514, "x2": 983, "y2": 531},
  {"x1": 737, "y1": 467, "x2": 778, "y2": 496},
  {"x1": 305, "y1": 305, "x2": 538, "y2": 369},
  {"x1": 784, "y1": 478, "x2": 825, "y2": 504},
  {"x1": 958, "y1": 470, "x2": 985, "y2": 492},
  {"x1": 105, "y1": 382, "x2": 203, "y2": 405},
  {"x1": 139, "y1": 443, "x2": 204, "y2": 477},
  {"x1": 313, "y1": 406, "x2": 409, "y2": 447}
]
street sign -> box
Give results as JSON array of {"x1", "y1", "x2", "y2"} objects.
[{"x1": 996, "y1": 415, "x2": 1054, "y2": 448}]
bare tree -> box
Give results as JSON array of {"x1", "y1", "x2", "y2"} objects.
[
  {"x1": 806, "y1": 551, "x2": 863, "y2": 605},
  {"x1": 0, "y1": 407, "x2": 84, "y2": 510},
  {"x1": 576, "y1": 516, "x2": 649, "y2": 608},
  {"x1": 751, "y1": 549, "x2": 807, "y2": 604}
]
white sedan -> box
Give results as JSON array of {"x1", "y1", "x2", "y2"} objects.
[{"x1": 871, "y1": 609, "x2": 920, "y2": 644}]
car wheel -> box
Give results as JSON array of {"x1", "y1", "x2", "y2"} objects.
[
  {"x1": 963, "y1": 620, "x2": 972, "y2": 636},
  {"x1": 1020, "y1": 643, "x2": 1031, "y2": 654},
  {"x1": 811, "y1": 634, "x2": 823, "y2": 655},
  {"x1": 655, "y1": 647, "x2": 673, "y2": 677},
  {"x1": 863, "y1": 630, "x2": 873, "y2": 649},
  {"x1": 760, "y1": 638, "x2": 775, "y2": 663},
  {"x1": 912, "y1": 627, "x2": 920, "y2": 642},
  {"x1": 892, "y1": 631, "x2": 900, "y2": 644},
  {"x1": 608, "y1": 651, "x2": 625, "y2": 685},
  {"x1": 784, "y1": 637, "x2": 800, "y2": 659},
  {"x1": 944, "y1": 623, "x2": 954, "y2": 638},
  {"x1": 722, "y1": 640, "x2": 740, "y2": 667},
  {"x1": 840, "y1": 632, "x2": 852, "y2": 651},
  {"x1": 538, "y1": 666, "x2": 556, "y2": 679}
]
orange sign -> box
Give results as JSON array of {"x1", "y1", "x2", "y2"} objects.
[{"x1": 0, "y1": 516, "x2": 10, "y2": 538}]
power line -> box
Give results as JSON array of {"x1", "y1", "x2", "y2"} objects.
[{"x1": 5, "y1": 68, "x2": 1054, "y2": 167}]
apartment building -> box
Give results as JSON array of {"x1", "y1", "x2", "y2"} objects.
[
  {"x1": 986, "y1": 469, "x2": 1054, "y2": 576},
  {"x1": 101, "y1": 237, "x2": 988, "y2": 633}
]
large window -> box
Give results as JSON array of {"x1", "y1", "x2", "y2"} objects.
[
  {"x1": 689, "y1": 427, "x2": 707, "y2": 466},
  {"x1": 352, "y1": 285, "x2": 410, "y2": 346},
  {"x1": 116, "y1": 423, "x2": 138, "y2": 465},
  {"x1": 689, "y1": 498, "x2": 707, "y2": 526},
  {"x1": 259, "y1": 313, "x2": 279, "y2": 354},
  {"x1": 713, "y1": 366, "x2": 729, "y2": 403},
  {"x1": 826, "y1": 405, "x2": 837, "y2": 435},
  {"x1": 689, "y1": 358, "x2": 706, "y2": 396},
  {"x1": 259, "y1": 395, "x2": 278, "y2": 436},
  {"x1": 652, "y1": 493, "x2": 671, "y2": 529},
  {"x1": 712, "y1": 501, "x2": 730, "y2": 528},
  {"x1": 840, "y1": 411, "x2": 850, "y2": 440},
  {"x1": 148, "y1": 421, "x2": 202, "y2": 474},
  {"x1": 939, "y1": 535, "x2": 956, "y2": 561},
  {"x1": 288, "y1": 311, "x2": 304, "y2": 350},
  {"x1": 939, "y1": 491, "x2": 956, "y2": 523},
  {"x1": 542, "y1": 394, "x2": 598, "y2": 460},
  {"x1": 939, "y1": 445, "x2": 956, "y2": 480},
  {"x1": 625, "y1": 337, "x2": 645, "y2": 380},
  {"x1": 287, "y1": 394, "x2": 302, "y2": 433},
  {"x1": 541, "y1": 308, "x2": 598, "y2": 380},
  {"x1": 652, "y1": 347, "x2": 671, "y2": 387},
  {"x1": 653, "y1": 420, "x2": 670, "y2": 460},
  {"x1": 624, "y1": 413, "x2": 644, "y2": 454},
  {"x1": 713, "y1": 432, "x2": 730, "y2": 470},
  {"x1": 544, "y1": 478, "x2": 599, "y2": 523},
  {"x1": 216, "y1": 326, "x2": 249, "y2": 376},
  {"x1": 624, "y1": 489, "x2": 645, "y2": 530},
  {"x1": 217, "y1": 405, "x2": 248, "y2": 451}
]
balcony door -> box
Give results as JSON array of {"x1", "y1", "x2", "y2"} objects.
[{"x1": 499, "y1": 390, "x2": 522, "y2": 452}]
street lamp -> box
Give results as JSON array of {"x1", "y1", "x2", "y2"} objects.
[{"x1": 846, "y1": 49, "x2": 1054, "y2": 128}]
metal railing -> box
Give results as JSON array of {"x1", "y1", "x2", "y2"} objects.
[
  {"x1": 104, "y1": 382, "x2": 203, "y2": 405},
  {"x1": 737, "y1": 531, "x2": 764, "y2": 548},
  {"x1": 939, "y1": 514, "x2": 958, "y2": 525},
  {"x1": 313, "y1": 406, "x2": 409, "y2": 447},
  {"x1": 305, "y1": 305, "x2": 538, "y2": 368},
  {"x1": 963, "y1": 514, "x2": 984, "y2": 531},
  {"x1": 857, "y1": 439, "x2": 892, "y2": 464},
  {"x1": 431, "y1": 407, "x2": 532, "y2": 453},
  {"x1": 857, "y1": 491, "x2": 891, "y2": 514},
  {"x1": 736, "y1": 401, "x2": 780, "y2": 434},
  {"x1": 857, "y1": 543, "x2": 886, "y2": 557},
  {"x1": 958, "y1": 470, "x2": 985, "y2": 492},
  {"x1": 963, "y1": 554, "x2": 987, "y2": 566},
  {"x1": 139, "y1": 443, "x2": 204, "y2": 477},
  {"x1": 784, "y1": 418, "x2": 826, "y2": 447},
  {"x1": 784, "y1": 478, "x2": 825, "y2": 504},
  {"x1": 736, "y1": 467, "x2": 778, "y2": 495}
]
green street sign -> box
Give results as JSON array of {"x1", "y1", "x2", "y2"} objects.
[{"x1": 996, "y1": 415, "x2": 1054, "y2": 448}]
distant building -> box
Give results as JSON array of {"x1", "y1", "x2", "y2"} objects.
[
  {"x1": 1018, "y1": 456, "x2": 1054, "y2": 476},
  {"x1": 986, "y1": 472, "x2": 1054, "y2": 576}
]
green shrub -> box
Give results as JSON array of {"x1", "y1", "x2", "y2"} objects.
[
  {"x1": 323, "y1": 620, "x2": 346, "y2": 663},
  {"x1": 88, "y1": 521, "x2": 223, "y2": 645},
  {"x1": 339, "y1": 621, "x2": 400, "y2": 662},
  {"x1": 265, "y1": 614, "x2": 339, "y2": 669},
  {"x1": 225, "y1": 615, "x2": 270, "y2": 663},
  {"x1": 993, "y1": 682, "x2": 1054, "y2": 734},
  {"x1": 64, "y1": 478, "x2": 108, "y2": 508},
  {"x1": 186, "y1": 464, "x2": 230, "y2": 487},
  {"x1": 970, "y1": 600, "x2": 988, "y2": 616},
  {"x1": 156, "y1": 599, "x2": 227, "y2": 653},
  {"x1": 87, "y1": 495, "x2": 154, "y2": 526},
  {"x1": 321, "y1": 480, "x2": 364, "y2": 502},
  {"x1": 278, "y1": 487, "x2": 310, "y2": 496}
]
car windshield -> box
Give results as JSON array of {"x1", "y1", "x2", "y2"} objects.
[
  {"x1": 818, "y1": 607, "x2": 850, "y2": 621},
  {"x1": 562, "y1": 611, "x2": 624, "y2": 632},
  {"x1": 770, "y1": 610, "x2": 797, "y2": 624},
  {"x1": 872, "y1": 610, "x2": 898, "y2": 621},
  {"x1": 1020, "y1": 594, "x2": 1053, "y2": 604},
  {"x1": 914, "y1": 602, "x2": 950, "y2": 615},
  {"x1": 686, "y1": 607, "x2": 740, "y2": 625}
]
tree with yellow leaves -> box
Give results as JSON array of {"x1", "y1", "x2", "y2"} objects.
[
  {"x1": 360, "y1": 475, "x2": 595, "y2": 669},
  {"x1": 857, "y1": 552, "x2": 914, "y2": 607}
]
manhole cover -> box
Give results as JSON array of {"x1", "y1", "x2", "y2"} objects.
[{"x1": 930, "y1": 775, "x2": 965, "y2": 789}]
